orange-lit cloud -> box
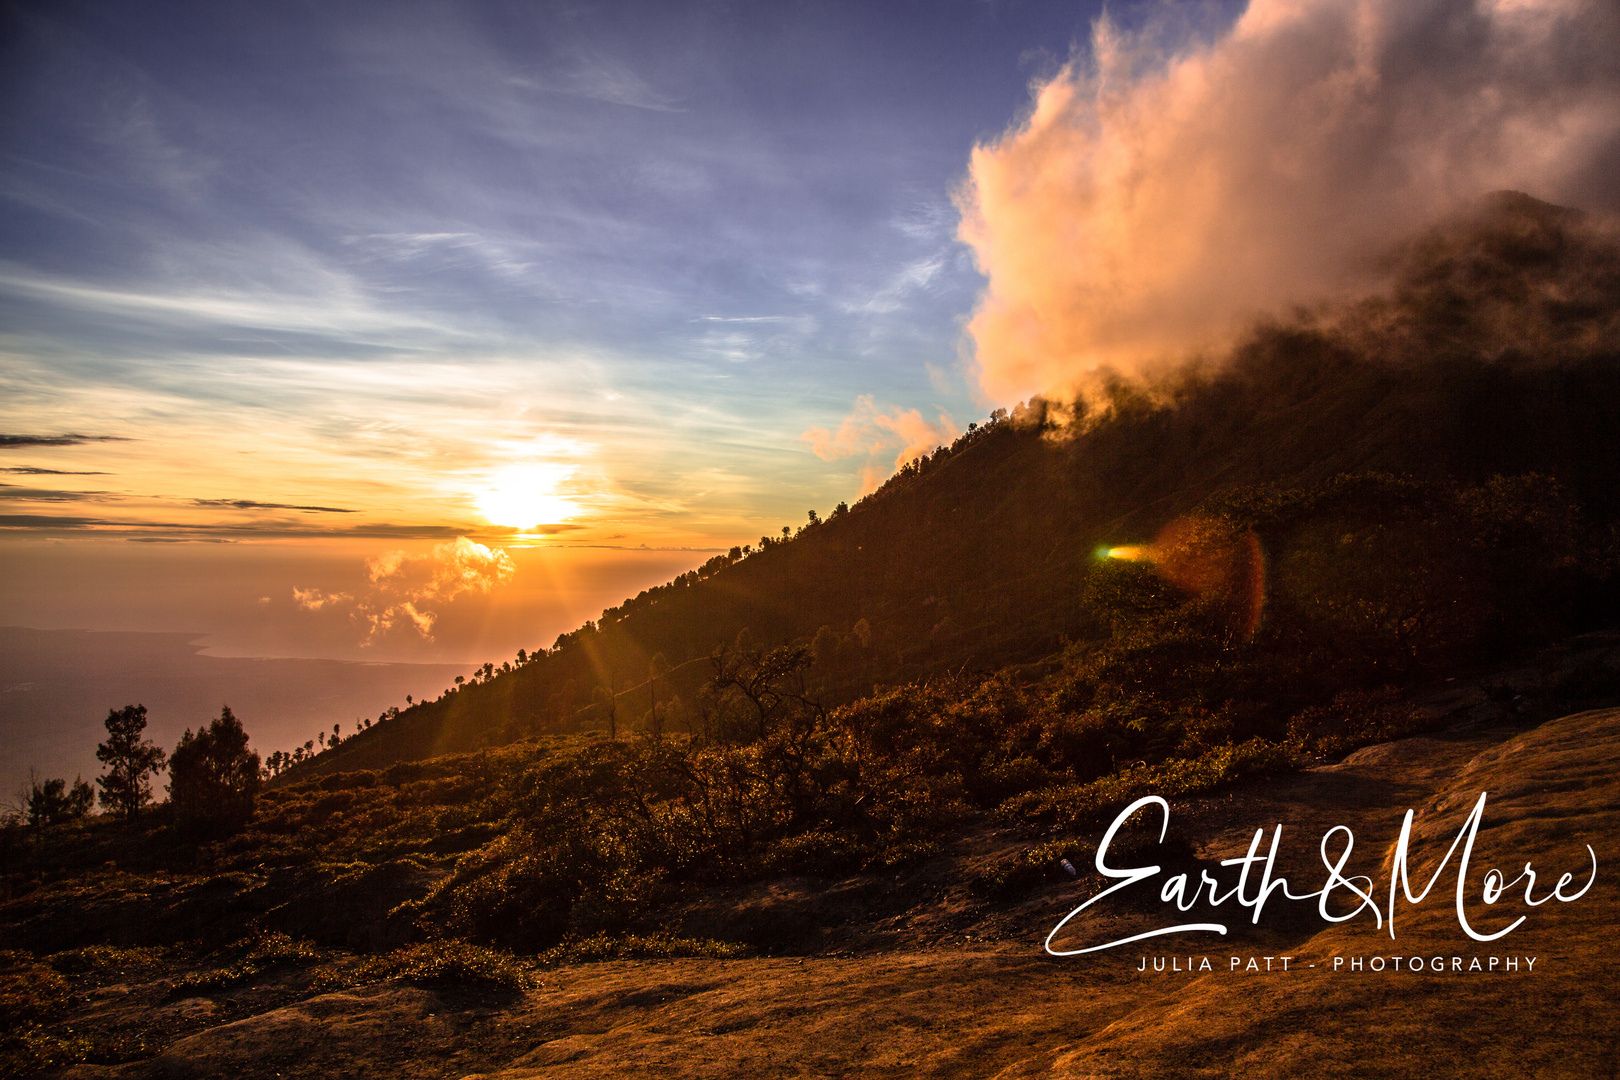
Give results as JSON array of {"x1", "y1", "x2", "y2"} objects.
[
  {"x1": 295, "y1": 537, "x2": 516, "y2": 643},
  {"x1": 956, "y1": 0, "x2": 1620, "y2": 404},
  {"x1": 802, "y1": 394, "x2": 960, "y2": 484},
  {"x1": 368, "y1": 537, "x2": 515, "y2": 601},
  {"x1": 292, "y1": 587, "x2": 351, "y2": 611}
]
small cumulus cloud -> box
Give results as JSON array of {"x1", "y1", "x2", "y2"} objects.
[
  {"x1": 803, "y1": 395, "x2": 961, "y2": 493},
  {"x1": 293, "y1": 587, "x2": 352, "y2": 611},
  {"x1": 294, "y1": 537, "x2": 516, "y2": 644}
]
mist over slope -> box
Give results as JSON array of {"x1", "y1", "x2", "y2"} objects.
[{"x1": 306, "y1": 193, "x2": 1620, "y2": 775}]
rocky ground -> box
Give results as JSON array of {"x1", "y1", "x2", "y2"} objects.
[{"x1": 10, "y1": 639, "x2": 1620, "y2": 1079}]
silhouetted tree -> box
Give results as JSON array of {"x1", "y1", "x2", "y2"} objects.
[
  {"x1": 25, "y1": 774, "x2": 93, "y2": 827},
  {"x1": 168, "y1": 705, "x2": 261, "y2": 832},
  {"x1": 95, "y1": 704, "x2": 166, "y2": 820}
]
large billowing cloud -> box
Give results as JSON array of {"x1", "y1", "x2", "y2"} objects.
[{"x1": 955, "y1": 0, "x2": 1620, "y2": 404}]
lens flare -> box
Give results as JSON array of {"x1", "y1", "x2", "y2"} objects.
[{"x1": 1103, "y1": 545, "x2": 1150, "y2": 561}]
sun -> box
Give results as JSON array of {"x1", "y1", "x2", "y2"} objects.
[{"x1": 477, "y1": 463, "x2": 581, "y2": 529}]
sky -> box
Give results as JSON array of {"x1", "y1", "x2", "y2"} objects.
[
  {"x1": 2, "y1": 0, "x2": 1614, "y2": 666},
  {"x1": 0, "y1": 0, "x2": 1128, "y2": 660}
]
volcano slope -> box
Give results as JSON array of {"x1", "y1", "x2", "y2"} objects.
[
  {"x1": 291, "y1": 191, "x2": 1620, "y2": 780},
  {"x1": 14, "y1": 651, "x2": 1616, "y2": 1080}
]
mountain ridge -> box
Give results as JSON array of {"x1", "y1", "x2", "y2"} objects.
[{"x1": 288, "y1": 192, "x2": 1620, "y2": 780}]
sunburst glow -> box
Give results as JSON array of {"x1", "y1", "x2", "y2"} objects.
[{"x1": 477, "y1": 464, "x2": 581, "y2": 529}]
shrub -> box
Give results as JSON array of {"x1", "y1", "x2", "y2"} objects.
[
  {"x1": 537, "y1": 933, "x2": 748, "y2": 965},
  {"x1": 1285, "y1": 687, "x2": 1437, "y2": 758},
  {"x1": 363, "y1": 941, "x2": 533, "y2": 990},
  {"x1": 47, "y1": 945, "x2": 162, "y2": 975},
  {"x1": 968, "y1": 840, "x2": 1088, "y2": 899},
  {"x1": 997, "y1": 738, "x2": 1296, "y2": 831}
]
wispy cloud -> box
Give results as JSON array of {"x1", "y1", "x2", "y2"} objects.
[
  {"x1": 0, "y1": 0, "x2": 1017, "y2": 556},
  {"x1": 0, "y1": 513, "x2": 496, "y2": 541},
  {"x1": 0, "y1": 433, "x2": 130, "y2": 448},
  {"x1": 191, "y1": 498, "x2": 356, "y2": 514},
  {"x1": 506, "y1": 57, "x2": 685, "y2": 113},
  {"x1": 0, "y1": 266, "x2": 470, "y2": 346},
  {"x1": 0, "y1": 484, "x2": 110, "y2": 501},
  {"x1": 845, "y1": 255, "x2": 949, "y2": 315}
]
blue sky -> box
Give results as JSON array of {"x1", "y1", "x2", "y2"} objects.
[
  {"x1": 8, "y1": 0, "x2": 1604, "y2": 662},
  {"x1": 0, "y1": 0, "x2": 1136, "y2": 658},
  {"x1": 0, "y1": 0, "x2": 1132, "y2": 550}
]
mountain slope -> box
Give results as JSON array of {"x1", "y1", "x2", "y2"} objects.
[{"x1": 303, "y1": 193, "x2": 1620, "y2": 777}]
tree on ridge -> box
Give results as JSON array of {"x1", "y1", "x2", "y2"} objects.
[
  {"x1": 95, "y1": 704, "x2": 166, "y2": 820},
  {"x1": 168, "y1": 704, "x2": 261, "y2": 833}
]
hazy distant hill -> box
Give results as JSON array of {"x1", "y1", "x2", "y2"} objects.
[
  {"x1": 0, "y1": 627, "x2": 464, "y2": 799},
  {"x1": 306, "y1": 193, "x2": 1620, "y2": 778}
]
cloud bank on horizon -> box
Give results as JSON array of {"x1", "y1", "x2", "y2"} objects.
[{"x1": 956, "y1": 0, "x2": 1620, "y2": 406}]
